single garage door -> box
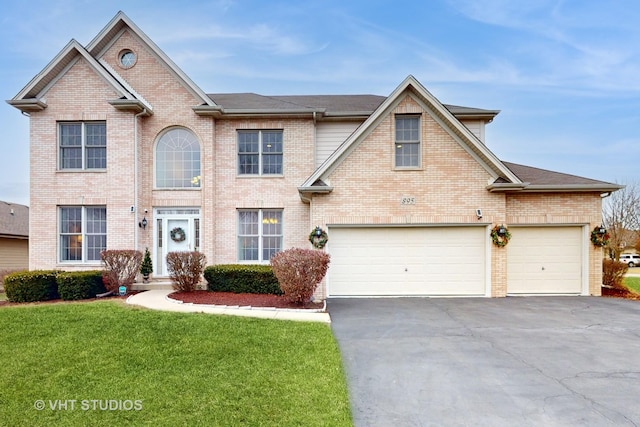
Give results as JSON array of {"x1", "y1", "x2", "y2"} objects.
[
  {"x1": 507, "y1": 226, "x2": 583, "y2": 294},
  {"x1": 327, "y1": 227, "x2": 486, "y2": 297}
]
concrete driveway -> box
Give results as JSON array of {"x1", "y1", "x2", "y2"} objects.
[{"x1": 328, "y1": 297, "x2": 640, "y2": 426}]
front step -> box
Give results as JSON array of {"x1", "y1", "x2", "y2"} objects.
[
  {"x1": 131, "y1": 279, "x2": 207, "y2": 291},
  {"x1": 131, "y1": 280, "x2": 173, "y2": 291}
]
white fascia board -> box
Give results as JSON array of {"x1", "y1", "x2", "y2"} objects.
[
  {"x1": 87, "y1": 11, "x2": 217, "y2": 108},
  {"x1": 300, "y1": 75, "x2": 522, "y2": 189}
]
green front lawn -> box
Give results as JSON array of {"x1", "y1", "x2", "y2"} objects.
[
  {"x1": 0, "y1": 301, "x2": 351, "y2": 426},
  {"x1": 624, "y1": 276, "x2": 640, "y2": 294}
]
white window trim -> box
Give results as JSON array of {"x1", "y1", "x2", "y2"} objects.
[
  {"x1": 394, "y1": 115, "x2": 421, "y2": 169},
  {"x1": 154, "y1": 127, "x2": 202, "y2": 189},
  {"x1": 237, "y1": 209, "x2": 283, "y2": 263},
  {"x1": 58, "y1": 206, "x2": 106, "y2": 264},
  {"x1": 237, "y1": 130, "x2": 284, "y2": 176},
  {"x1": 58, "y1": 121, "x2": 107, "y2": 171}
]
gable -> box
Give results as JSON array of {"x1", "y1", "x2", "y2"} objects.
[
  {"x1": 299, "y1": 76, "x2": 521, "y2": 197},
  {"x1": 313, "y1": 95, "x2": 502, "y2": 217}
]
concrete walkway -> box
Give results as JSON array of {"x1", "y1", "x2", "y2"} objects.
[{"x1": 125, "y1": 289, "x2": 331, "y2": 323}]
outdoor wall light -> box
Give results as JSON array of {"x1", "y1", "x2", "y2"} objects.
[
  {"x1": 314, "y1": 226, "x2": 323, "y2": 237},
  {"x1": 597, "y1": 226, "x2": 607, "y2": 235},
  {"x1": 139, "y1": 217, "x2": 147, "y2": 229},
  {"x1": 497, "y1": 225, "x2": 507, "y2": 236}
]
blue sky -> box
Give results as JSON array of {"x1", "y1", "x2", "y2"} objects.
[{"x1": 2, "y1": 0, "x2": 639, "y2": 206}]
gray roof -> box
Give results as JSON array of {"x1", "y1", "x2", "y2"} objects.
[
  {"x1": 502, "y1": 162, "x2": 621, "y2": 190},
  {"x1": 206, "y1": 93, "x2": 498, "y2": 118},
  {"x1": 0, "y1": 201, "x2": 28, "y2": 238}
]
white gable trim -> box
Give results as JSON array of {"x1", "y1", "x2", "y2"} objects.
[
  {"x1": 87, "y1": 11, "x2": 217, "y2": 108},
  {"x1": 9, "y1": 39, "x2": 154, "y2": 115},
  {"x1": 300, "y1": 75, "x2": 521, "y2": 190}
]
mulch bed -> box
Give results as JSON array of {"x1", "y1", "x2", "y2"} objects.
[
  {"x1": 600, "y1": 286, "x2": 640, "y2": 300},
  {"x1": 2, "y1": 287, "x2": 637, "y2": 308},
  {"x1": 169, "y1": 290, "x2": 325, "y2": 310}
]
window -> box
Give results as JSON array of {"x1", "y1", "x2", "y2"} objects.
[
  {"x1": 238, "y1": 130, "x2": 283, "y2": 175},
  {"x1": 59, "y1": 122, "x2": 106, "y2": 170},
  {"x1": 238, "y1": 209, "x2": 283, "y2": 261},
  {"x1": 59, "y1": 206, "x2": 106, "y2": 262},
  {"x1": 395, "y1": 116, "x2": 420, "y2": 167},
  {"x1": 156, "y1": 128, "x2": 201, "y2": 188},
  {"x1": 119, "y1": 49, "x2": 137, "y2": 68}
]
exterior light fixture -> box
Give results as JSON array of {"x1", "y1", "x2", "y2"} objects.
[
  {"x1": 598, "y1": 226, "x2": 606, "y2": 235},
  {"x1": 315, "y1": 226, "x2": 323, "y2": 237},
  {"x1": 139, "y1": 217, "x2": 148, "y2": 229},
  {"x1": 497, "y1": 225, "x2": 507, "y2": 236}
]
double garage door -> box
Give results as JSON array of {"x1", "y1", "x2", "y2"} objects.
[{"x1": 327, "y1": 226, "x2": 584, "y2": 297}]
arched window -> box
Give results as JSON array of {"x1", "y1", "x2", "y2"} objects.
[{"x1": 155, "y1": 128, "x2": 201, "y2": 188}]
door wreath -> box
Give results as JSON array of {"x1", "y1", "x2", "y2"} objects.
[
  {"x1": 170, "y1": 227, "x2": 186, "y2": 242},
  {"x1": 490, "y1": 225, "x2": 511, "y2": 247},
  {"x1": 590, "y1": 226, "x2": 609, "y2": 247},
  {"x1": 309, "y1": 227, "x2": 328, "y2": 249}
]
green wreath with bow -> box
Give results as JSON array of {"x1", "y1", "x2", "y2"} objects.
[
  {"x1": 590, "y1": 226, "x2": 609, "y2": 247},
  {"x1": 309, "y1": 227, "x2": 328, "y2": 249},
  {"x1": 490, "y1": 225, "x2": 511, "y2": 247},
  {"x1": 170, "y1": 227, "x2": 186, "y2": 242}
]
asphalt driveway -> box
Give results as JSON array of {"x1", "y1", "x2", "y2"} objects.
[{"x1": 328, "y1": 297, "x2": 640, "y2": 426}]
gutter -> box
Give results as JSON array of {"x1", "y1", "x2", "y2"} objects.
[
  {"x1": 297, "y1": 185, "x2": 334, "y2": 203},
  {"x1": 487, "y1": 182, "x2": 624, "y2": 193},
  {"x1": 133, "y1": 108, "x2": 148, "y2": 251}
]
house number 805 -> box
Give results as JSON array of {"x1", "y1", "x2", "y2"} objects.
[{"x1": 401, "y1": 197, "x2": 416, "y2": 205}]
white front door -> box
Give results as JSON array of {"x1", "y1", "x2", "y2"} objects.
[{"x1": 155, "y1": 208, "x2": 200, "y2": 276}]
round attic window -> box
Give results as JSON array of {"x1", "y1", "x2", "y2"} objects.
[{"x1": 119, "y1": 50, "x2": 137, "y2": 69}]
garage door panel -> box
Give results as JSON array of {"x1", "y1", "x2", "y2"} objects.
[
  {"x1": 328, "y1": 227, "x2": 486, "y2": 297},
  {"x1": 507, "y1": 227, "x2": 583, "y2": 294}
]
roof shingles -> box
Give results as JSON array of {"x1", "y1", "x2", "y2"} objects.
[{"x1": 0, "y1": 201, "x2": 28, "y2": 238}]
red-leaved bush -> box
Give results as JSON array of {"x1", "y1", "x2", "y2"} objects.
[
  {"x1": 101, "y1": 250, "x2": 143, "y2": 292},
  {"x1": 603, "y1": 259, "x2": 629, "y2": 289},
  {"x1": 166, "y1": 251, "x2": 207, "y2": 292},
  {"x1": 270, "y1": 248, "x2": 330, "y2": 305}
]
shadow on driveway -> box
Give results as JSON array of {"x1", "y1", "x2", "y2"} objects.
[{"x1": 329, "y1": 297, "x2": 640, "y2": 427}]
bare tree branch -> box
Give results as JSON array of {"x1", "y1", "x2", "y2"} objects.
[{"x1": 602, "y1": 181, "x2": 640, "y2": 259}]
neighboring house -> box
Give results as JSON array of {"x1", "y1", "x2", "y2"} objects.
[
  {"x1": 0, "y1": 201, "x2": 29, "y2": 270},
  {"x1": 7, "y1": 11, "x2": 622, "y2": 298}
]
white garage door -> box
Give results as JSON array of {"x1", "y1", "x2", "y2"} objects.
[
  {"x1": 327, "y1": 227, "x2": 487, "y2": 297},
  {"x1": 507, "y1": 227, "x2": 584, "y2": 295}
]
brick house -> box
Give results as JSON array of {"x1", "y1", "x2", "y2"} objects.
[{"x1": 8, "y1": 11, "x2": 621, "y2": 298}]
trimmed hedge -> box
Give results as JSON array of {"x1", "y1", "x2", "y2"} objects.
[
  {"x1": 4, "y1": 270, "x2": 60, "y2": 303},
  {"x1": 57, "y1": 270, "x2": 106, "y2": 300},
  {"x1": 204, "y1": 264, "x2": 282, "y2": 295}
]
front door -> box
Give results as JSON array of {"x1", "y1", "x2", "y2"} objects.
[{"x1": 155, "y1": 208, "x2": 200, "y2": 276}]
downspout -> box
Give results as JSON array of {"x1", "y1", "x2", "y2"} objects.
[{"x1": 133, "y1": 109, "x2": 147, "y2": 251}]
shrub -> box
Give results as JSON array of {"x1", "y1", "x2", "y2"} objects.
[
  {"x1": 57, "y1": 271, "x2": 106, "y2": 301},
  {"x1": 270, "y1": 248, "x2": 330, "y2": 305},
  {"x1": 204, "y1": 264, "x2": 282, "y2": 295},
  {"x1": 4, "y1": 270, "x2": 60, "y2": 303},
  {"x1": 166, "y1": 251, "x2": 207, "y2": 292},
  {"x1": 603, "y1": 259, "x2": 629, "y2": 289},
  {"x1": 140, "y1": 247, "x2": 153, "y2": 280},
  {"x1": 101, "y1": 250, "x2": 143, "y2": 292},
  {"x1": 0, "y1": 269, "x2": 26, "y2": 291}
]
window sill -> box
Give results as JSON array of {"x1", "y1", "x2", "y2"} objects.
[
  {"x1": 153, "y1": 187, "x2": 202, "y2": 191},
  {"x1": 57, "y1": 261, "x2": 102, "y2": 266},
  {"x1": 57, "y1": 169, "x2": 107, "y2": 173},
  {"x1": 393, "y1": 166, "x2": 423, "y2": 171},
  {"x1": 236, "y1": 175, "x2": 284, "y2": 179}
]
